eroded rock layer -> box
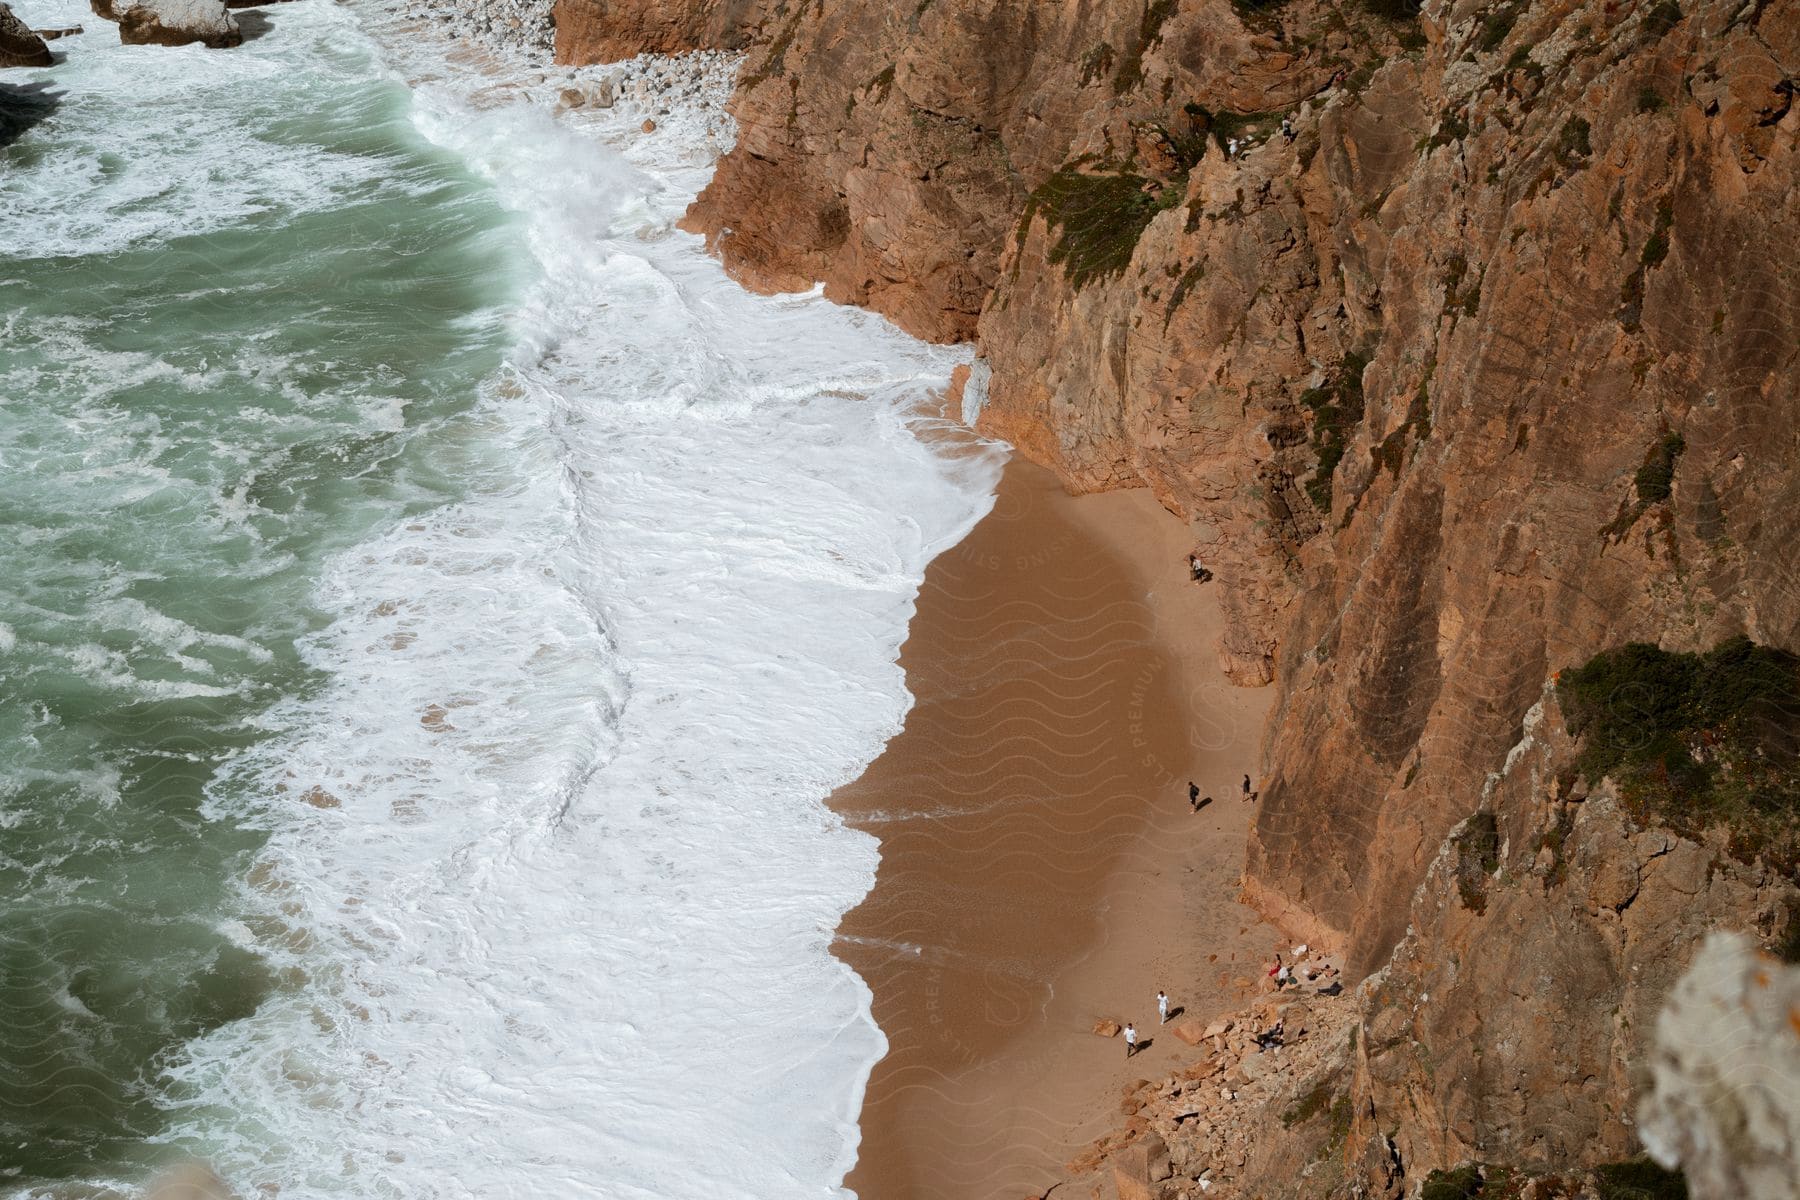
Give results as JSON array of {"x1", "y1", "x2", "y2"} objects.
[{"x1": 551, "y1": 0, "x2": 772, "y2": 63}]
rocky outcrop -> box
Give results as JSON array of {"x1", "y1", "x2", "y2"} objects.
[
  {"x1": 551, "y1": 0, "x2": 771, "y2": 64},
  {"x1": 1639, "y1": 933, "x2": 1800, "y2": 1200},
  {"x1": 117, "y1": 0, "x2": 242, "y2": 46},
  {"x1": 0, "y1": 2, "x2": 52, "y2": 65},
  {"x1": 1061, "y1": 731, "x2": 1798, "y2": 1198},
  {"x1": 680, "y1": 0, "x2": 1342, "y2": 343}
]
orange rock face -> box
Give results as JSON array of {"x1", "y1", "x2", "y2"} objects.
[
  {"x1": 551, "y1": 0, "x2": 772, "y2": 64},
  {"x1": 680, "y1": 0, "x2": 1333, "y2": 343}
]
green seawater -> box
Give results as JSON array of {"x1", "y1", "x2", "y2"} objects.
[{"x1": 0, "y1": 3, "x2": 523, "y2": 1184}]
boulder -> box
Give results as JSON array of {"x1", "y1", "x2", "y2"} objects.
[
  {"x1": 1639, "y1": 933, "x2": 1800, "y2": 1200},
  {"x1": 36, "y1": 24, "x2": 83, "y2": 39},
  {"x1": 147, "y1": 1164, "x2": 242, "y2": 1200},
  {"x1": 1110, "y1": 1132, "x2": 1171, "y2": 1200},
  {"x1": 89, "y1": 0, "x2": 121, "y2": 20},
  {"x1": 0, "y1": 3, "x2": 52, "y2": 66},
  {"x1": 118, "y1": 0, "x2": 242, "y2": 47},
  {"x1": 1092, "y1": 1018, "x2": 1121, "y2": 1038},
  {"x1": 1170, "y1": 1019, "x2": 1209, "y2": 1047}
]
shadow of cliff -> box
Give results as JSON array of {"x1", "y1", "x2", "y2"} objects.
[
  {"x1": 235, "y1": 11, "x2": 274, "y2": 42},
  {"x1": 0, "y1": 81, "x2": 62, "y2": 152}
]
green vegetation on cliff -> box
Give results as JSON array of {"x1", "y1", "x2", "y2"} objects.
[
  {"x1": 1020, "y1": 166, "x2": 1181, "y2": 290},
  {"x1": 1299, "y1": 350, "x2": 1370, "y2": 511},
  {"x1": 1420, "y1": 1158, "x2": 1687, "y2": 1200},
  {"x1": 1558, "y1": 636, "x2": 1800, "y2": 864}
]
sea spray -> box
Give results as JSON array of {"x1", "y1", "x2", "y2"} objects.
[{"x1": 2, "y1": 0, "x2": 1005, "y2": 1195}]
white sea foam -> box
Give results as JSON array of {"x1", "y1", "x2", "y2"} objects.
[{"x1": 136, "y1": 4, "x2": 1004, "y2": 1198}]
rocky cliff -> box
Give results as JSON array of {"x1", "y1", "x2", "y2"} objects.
[
  {"x1": 1083, "y1": 731, "x2": 1800, "y2": 1197},
  {"x1": 559, "y1": 0, "x2": 1800, "y2": 1192},
  {"x1": 550, "y1": 0, "x2": 771, "y2": 63}
]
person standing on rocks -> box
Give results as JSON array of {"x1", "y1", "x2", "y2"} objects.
[
  {"x1": 1124, "y1": 1022, "x2": 1138, "y2": 1058},
  {"x1": 1157, "y1": 990, "x2": 1170, "y2": 1024}
]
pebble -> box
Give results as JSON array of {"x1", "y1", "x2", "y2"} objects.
[{"x1": 397, "y1": 0, "x2": 555, "y2": 57}]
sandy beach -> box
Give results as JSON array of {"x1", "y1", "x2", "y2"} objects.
[{"x1": 830, "y1": 459, "x2": 1276, "y2": 1199}]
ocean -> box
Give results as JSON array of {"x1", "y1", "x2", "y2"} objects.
[{"x1": 0, "y1": 3, "x2": 1003, "y2": 1195}]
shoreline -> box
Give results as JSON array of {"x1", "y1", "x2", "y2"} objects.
[{"x1": 829, "y1": 457, "x2": 1275, "y2": 1198}]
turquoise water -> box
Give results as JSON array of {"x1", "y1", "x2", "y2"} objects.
[
  {"x1": 0, "y1": 5, "x2": 523, "y2": 1183},
  {"x1": 3, "y1": 4, "x2": 1002, "y2": 1195}
]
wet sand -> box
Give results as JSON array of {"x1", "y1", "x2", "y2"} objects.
[{"x1": 831, "y1": 460, "x2": 1276, "y2": 1200}]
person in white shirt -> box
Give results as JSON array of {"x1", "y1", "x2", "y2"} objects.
[
  {"x1": 1157, "y1": 990, "x2": 1170, "y2": 1024},
  {"x1": 1124, "y1": 1023, "x2": 1138, "y2": 1058}
]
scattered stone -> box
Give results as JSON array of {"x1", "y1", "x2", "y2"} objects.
[
  {"x1": 640, "y1": 117, "x2": 656, "y2": 132},
  {"x1": 559, "y1": 85, "x2": 585, "y2": 107},
  {"x1": 300, "y1": 786, "x2": 340, "y2": 810},
  {"x1": 0, "y1": 3, "x2": 52, "y2": 65},
  {"x1": 1093, "y1": 1018, "x2": 1121, "y2": 1038},
  {"x1": 1171, "y1": 1018, "x2": 1209, "y2": 1046},
  {"x1": 118, "y1": 0, "x2": 242, "y2": 47}
]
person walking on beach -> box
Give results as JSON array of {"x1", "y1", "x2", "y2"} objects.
[
  {"x1": 1124, "y1": 1022, "x2": 1138, "y2": 1058},
  {"x1": 1157, "y1": 990, "x2": 1170, "y2": 1024},
  {"x1": 1188, "y1": 781, "x2": 1201, "y2": 810},
  {"x1": 1242, "y1": 774, "x2": 1253, "y2": 800}
]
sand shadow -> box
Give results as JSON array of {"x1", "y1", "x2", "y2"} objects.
[
  {"x1": 1165, "y1": 1005, "x2": 1186, "y2": 1023},
  {"x1": 1126, "y1": 1037, "x2": 1155, "y2": 1057},
  {"x1": 0, "y1": 81, "x2": 62, "y2": 151}
]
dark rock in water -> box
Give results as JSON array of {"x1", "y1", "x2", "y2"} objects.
[
  {"x1": 0, "y1": 3, "x2": 54, "y2": 66},
  {"x1": 89, "y1": 0, "x2": 122, "y2": 20},
  {"x1": 35, "y1": 24, "x2": 84, "y2": 38},
  {"x1": 223, "y1": 0, "x2": 296, "y2": 8},
  {"x1": 118, "y1": 0, "x2": 242, "y2": 47}
]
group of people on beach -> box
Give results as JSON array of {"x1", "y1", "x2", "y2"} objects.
[
  {"x1": 1123, "y1": 988, "x2": 1177, "y2": 1058},
  {"x1": 1123, "y1": 949, "x2": 1340, "y2": 1059},
  {"x1": 1187, "y1": 773, "x2": 1256, "y2": 813}
]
